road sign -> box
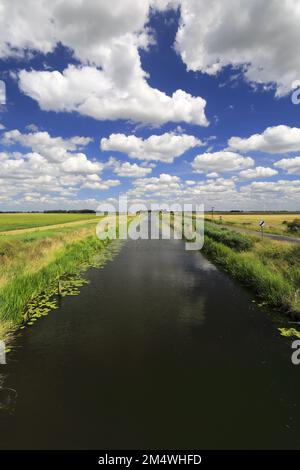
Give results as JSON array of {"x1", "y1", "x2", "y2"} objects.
[{"x1": 259, "y1": 220, "x2": 265, "y2": 239}]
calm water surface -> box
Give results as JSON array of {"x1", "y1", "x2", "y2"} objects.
[{"x1": 0, "y1": 236, "x2": 299, "y2": 449}]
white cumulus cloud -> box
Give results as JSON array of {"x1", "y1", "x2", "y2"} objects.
[
  {"x1": 1, "y1": 129, "x2": 92, "y2": 162},
  {"x1": 81, "y1": 179, "x2": 120, "y2": 190},
  {"x1": 131, "y1": 173, "x2": 181, "y2": 195},
  {"x1": 274, "y1": 156, "x2": 300, "y2": 175},
  {"x1": 239, "y1": 167, "x2": 278, "y2": 180},
  {"x1": 228, "y1": 126, "x2": 300, "y2": 154},
  {"x1": 108, "y1": 159, "x2": 153, "y2": 178},
  {"x1": 174, "y1": 0, "x2": 300, "y2": 96},
  {"x1": 61, "y1": 153, "x2": 102, "y2": 174},
  {"x1": 19, "y1": 66, "x2": 208, "y2": 126},
  {"x1": 0, "y1": 0, "x2": 207, "y2": 126},
  {"x1": 101, "y1": 132, "x2": 202, "y2": 163},
  {"x1": 0, "y1": 127, "x2": 121, "y2": 209},
  {"x1": 192, "y1": 151, "x2": 254, "y2": 173}
]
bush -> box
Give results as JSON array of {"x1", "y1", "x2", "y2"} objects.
[
  {"x1": 204, "y1": 222, "x2": 253, "y2": 251},
  {"x1": 287, "y1": 219, "x2": 300, "y2": 232}
]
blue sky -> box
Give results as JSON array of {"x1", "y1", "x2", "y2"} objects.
[{"x1": 0, "y1": 0, "x2": 300, "y2": 211}]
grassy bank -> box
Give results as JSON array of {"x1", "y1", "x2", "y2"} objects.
[
  {"x1": 202, "y1": 223, "x2": 300, "y2": 316},
  {"x1": 204, "y1": 222, "x2": 254, "y2": 251},
  {"x1": 0, "y1": 217, "x2": 127, "y2": 340},
  {"x1": 171, "y1": 218, "x2": 300, "y2": 317}
]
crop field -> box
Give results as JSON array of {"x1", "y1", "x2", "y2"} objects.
[
  {"x1": 207, "y1": 213, "x2": 300, "y2": 237},
  {"x1": 0, "y1": 213, "x2": 97, "y2": 232}
]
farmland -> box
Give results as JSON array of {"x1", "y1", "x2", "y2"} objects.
[
  {"x1": 206, "y1": 212, "x2": 300, "y2": 237},
  {"x1": 0, "y1": 212, "x2": 97, "y2": 232}
]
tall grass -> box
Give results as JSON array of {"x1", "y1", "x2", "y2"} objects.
[
  {"x1": 205, "y1": 222, "x2": 254, "y2": 251},
  {"x1": 202, "y1": 236, "x2": 297, "y2": 312},
  {"x1": 176, "y1": 219, "x2": 300, "y2": 315},
  {"x1": 0, "y1": 235, "x2": 108, "y2": 325}
]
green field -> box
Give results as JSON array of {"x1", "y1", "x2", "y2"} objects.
[{"x1": 0, "y1": 213, "x2": 96, "y2": 232}]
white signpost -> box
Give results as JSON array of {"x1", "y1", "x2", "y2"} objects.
[{"x1": 259, "y1": 220, "x2": 265, "y2": 239}]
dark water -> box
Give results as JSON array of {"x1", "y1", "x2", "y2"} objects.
[{"x1": 0, "y1": 236, "x2": 299, "y2": 449}]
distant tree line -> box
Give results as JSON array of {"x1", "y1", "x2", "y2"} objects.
[
  {"x1": 0, "y1": 210, "x2": 96, "y2": 214},
  {"x1": 43, "y1": 209, "x2": 96, "y2": 214}
]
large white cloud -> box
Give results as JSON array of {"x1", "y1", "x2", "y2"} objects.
[
  {"x1": 174, "y1": 0, "x2": 300, "y2": 96},
  {"x1": 0, "y1": 0, "x2": 151, "y2": 62},
  {"x1": 19, "y1": 66, "x2": 208, "y2": 126},
  {"x1": 0, "y1": 0, "x2": 207, "y2": 126},
  {"x1": 101, "y1": 132, "x2": 202, "y2": 163},
  {"x1": 192, "y1": 151, "x2": 254, "y2": 173},
  {"x1": 228, "y1": 126, "x2": 300, "y2": 154}
]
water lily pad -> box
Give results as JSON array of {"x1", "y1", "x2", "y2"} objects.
[
  {"x1": 19, "y1": 240, "x2": 122, "y2": 333},
  {"x1": 278, "y1": 327, "x2": 300, "y2": 339}
]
